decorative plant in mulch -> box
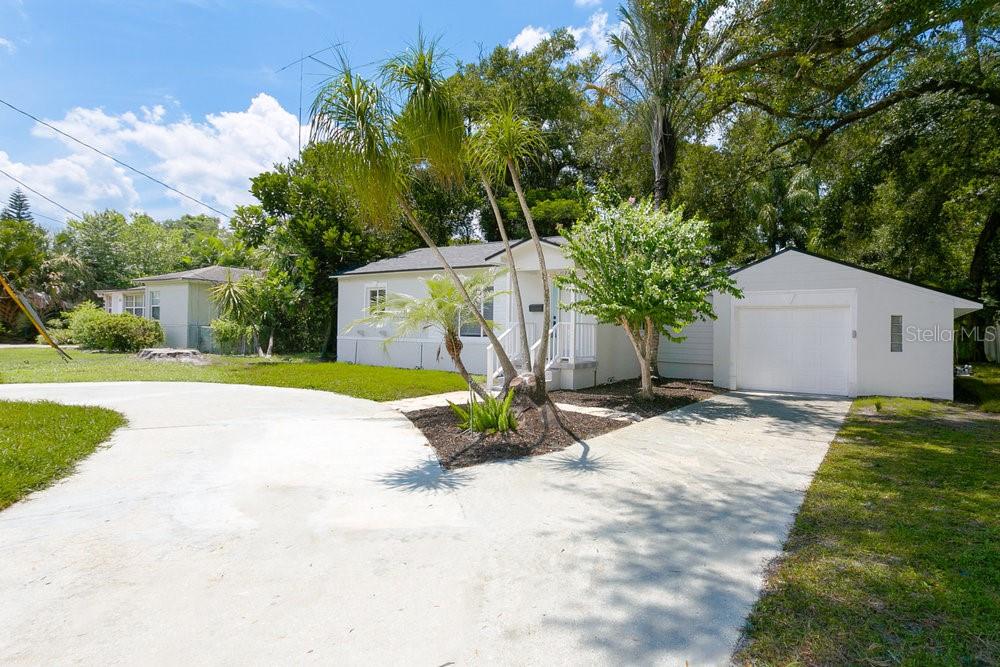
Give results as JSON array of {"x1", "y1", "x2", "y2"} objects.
[{"x1": 448, "y1": 390, "x2": 518, "y2": 435}]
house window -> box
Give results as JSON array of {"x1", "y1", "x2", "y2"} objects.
[
  {"x1": 460, "y1": 288, "x2": 494, "y2": 337},
  {"x1": 149, "y1": 291, "x2": 161, "y2": 320},
  {"x1": 890, "y1": 315, "x2": 903, "y2": 352},
  {"x1": 123, "y1": 293, "x2": 144, "y2": 317},
  {"x1": 366, "y1": 284, "x2": 387, "y2": 314}
]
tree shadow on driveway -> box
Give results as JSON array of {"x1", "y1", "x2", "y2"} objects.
[{"x1": 375, "y1": 459, "x2": 472, "y2": 493}]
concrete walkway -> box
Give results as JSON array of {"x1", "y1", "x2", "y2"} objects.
[{"x1": 0, "y1": 383, "x2": 849, "y2": 665}]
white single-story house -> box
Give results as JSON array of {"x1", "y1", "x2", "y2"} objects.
[
  {"x1": 336, "y1": 240, "x2": 982, "y2": 400},
  {"x1": 96, "y1": 265, "x2": 260, "y2": 351}
]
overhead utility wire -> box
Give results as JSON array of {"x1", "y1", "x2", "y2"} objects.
[
  {"x1": 0, "y1": 97, "x2": 232, "y2": 219},
  {"x1": 0, "y1": 166, "x2": 82, "y2": 220}
]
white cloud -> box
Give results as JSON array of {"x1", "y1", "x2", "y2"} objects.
[
  {"x1": 0, "y1": 37, "x2": 15, "y2": 54},
  {"x1": 7, "y1": 94, "x2": 305, "y2": 225},
  {"x1": 507, "y1": 25, "x2": 550, "y2": 54},
  {"x1": 507, "y1": 11, "x2": 617, "y2": 60},
  {"x1": 568, "y1": 11, "x2": 612, "y2": 60}
]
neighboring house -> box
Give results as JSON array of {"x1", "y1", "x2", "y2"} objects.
[
  {"x1": 336, "y1": 242, "x2": 982, "y2": 400},
  {"x1": 95, "y1": 266, "x2": 260, "y2": 351}
]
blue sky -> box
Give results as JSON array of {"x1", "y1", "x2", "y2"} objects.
[{"x1": 0, "y1": 0, "x2": 615, "y2": 228}]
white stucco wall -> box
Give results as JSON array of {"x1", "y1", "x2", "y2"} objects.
[
  {"x1": 145, "y1": 282, "x2": 191, "y2": 348},
  {"x1": 336, "y1": 270, "x2": 496, "y2": 374},
  {"x1": 712, "y1": 250, "x2": 972, "y2": 400}
]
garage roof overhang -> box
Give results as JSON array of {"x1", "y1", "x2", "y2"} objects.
[{"x1": 732, "y1": 248, "x2": 984, "y2": 319}]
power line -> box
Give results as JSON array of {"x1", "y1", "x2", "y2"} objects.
[
  {"x1": 0, "y1": 97, "x2": 233, "y2": 220},
  {"x1": 276, "y1": 44, "x2": 343, "y2": 74},
  {"x1": 0, "y1": 166, "x2": 82, "y2": 220}
]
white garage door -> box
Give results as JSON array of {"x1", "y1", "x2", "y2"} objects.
[{"x1": 736, "y1": 307, "x2": 851, "y2": 395}]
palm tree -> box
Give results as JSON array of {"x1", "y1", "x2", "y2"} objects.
[
  {"x1": 468, "y1": 148, "x2": 531, "y2": 373},
  {"x1": 310, "y1": 38, "x2": 520, "y2": 388},
  {"x1": 607, "y1": 0, "x2": 741, "y2": 206},
  {"x1": 347, "y1": 270, "x2": 501, "y2": 396},
  {"x1": 470, "y1": 103, "x2": 552, "y2": 400},
  {"x1": 746, "y1": 165, "x2": 818, "y2": 254}
]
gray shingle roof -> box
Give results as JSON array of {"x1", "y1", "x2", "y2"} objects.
[
  {"x1": 338, "y1": 237, "x2": 566, "y2": 276},
  {"x1": 135, "y1": 265, "x2": 261, "y2": 284}
]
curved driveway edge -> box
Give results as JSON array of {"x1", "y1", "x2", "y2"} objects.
[{"x1": 0, "y1": 382, "x2": 850, "y2": 665}]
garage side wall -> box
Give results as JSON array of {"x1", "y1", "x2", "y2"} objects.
[
  {"x1": 714, "y1": 251, "x2": 957, "y2": 400},
  {"x1": 658, "y1": 296, "x2": 714, "y2": 381}
]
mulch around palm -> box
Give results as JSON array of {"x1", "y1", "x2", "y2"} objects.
[
  {"x1": 550, "y1": 377, "x2": 723, "y2": 418},
  {"x1": 405, "y1": 404, "x2": 625, "y2": 469}
]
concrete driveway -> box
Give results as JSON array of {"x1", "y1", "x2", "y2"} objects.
[{"x1": 0, "y1": 382, "x2": 850, "y2": 665}]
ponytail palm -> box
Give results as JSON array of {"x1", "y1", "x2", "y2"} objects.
[
  {"x1": 470, "y1": 103, "x2": 552, "y2": 398},
  {"x1": 310, "y1": 41, "x2": 519, "y2": 385},
  {"x1": 347, "y1": 270, "x2": 501, "y2": 396}
]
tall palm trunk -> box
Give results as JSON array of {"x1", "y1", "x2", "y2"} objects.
[
  {"x1": 398, "y1": 198, "x2": 519, "y2": 386},
  {"x1": 481, "y1": 175, "x2": 531, "y2": 373},
  {"x1": 651, "y1": 109, "x2": 678, "y2": 207},
  {"x1": 507, "y1": 159, "x2": 551, "y2": 400},
  {"x1": 647, "y1": 110, "x2": 678, "y2": 384}
]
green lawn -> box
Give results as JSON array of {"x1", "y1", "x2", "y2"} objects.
[
  {"x1": 0, "y1": 348, "x2": 469, "y2": 401},
  {"x1": 736, "y1": 397, "x2": 1000, "y2": 664},
  {"x1": 0, "y1": 400, "x2": 126, "y2": 510},
  {"x1": 955, "y1": 363, "x2": 1000, "y2": 413}
]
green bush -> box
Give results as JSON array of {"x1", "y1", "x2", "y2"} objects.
[
  {"x1": 77, "y1": 313, "x2": 163, "y2": 352},
  {"x1": 66, "y1": 302, "x2": 106, "y2": 343},
  {"x1": 449, "y1": 391, "x2": 518, "y2": 434},
  {"x1": 209, "y1": 318, "x2": 252, "y2": 355}
]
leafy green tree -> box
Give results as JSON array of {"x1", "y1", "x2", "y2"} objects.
[
  {"x1": 1, "y1": 189, "x2": 34, "y2": 223},
  {"x1": 237, "y1": 142, "x2": 396, "y2": 357},
  {"x1": 0, "y1": 210, "x2": 49, "y2": 334},
  {"x1": 0, "y1": 214, "x2": 47, "y2": 288},
  {"x1": 558, "y1": 197, "x2": 740, "y2": 399},
  {"x1": 347, "y1": 270, "x2": 502, "y2": 395}
]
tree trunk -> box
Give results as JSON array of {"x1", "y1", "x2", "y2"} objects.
[
  {"x1": 398, "y1": 198, "x2": 520, "y2": 385},
  {"x1": 651, "y1": 109, "x2": 678, "y2": 208},
  {"x1": 508, "y1": 159, "x2": 551, "y2": 403},
  {"x1": 445, "y1": 330, "x2": 488, "y2": 398},
  {"x1": 265, "y1": 329, "x2": 274, "y2": 358},
  {"x1": 620, "y1": 316, "x2": 654, "y2": 400},
  {"x1": 320, "y1": 295, "x2": 337, "y2": 360},
  {"x1": 649, "y1": 330, "x2": 661, "y2": 383},
  {"x1": 481, "y1": 175, "x2": 532, "y2": 372},
  {"x1": 969, "y1": 205, "x2": 999, "y2": 299}
]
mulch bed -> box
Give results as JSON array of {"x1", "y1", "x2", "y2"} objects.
[
  {"x1": 405, "y1": 404, "x2": 626, "y2": 469},
  {"x1": 550, "y1": 377, "x2": 723, "y2": 419}
]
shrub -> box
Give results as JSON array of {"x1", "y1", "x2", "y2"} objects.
[
  {"x1": 448, "y1": 391, "x2": 518, "y2": 434},
  {"x1": 77, "y1": 313, "x2": 164, "y2": 352},
  {"x1": 210, "y1": 317, "x2": 252, "y2": 355},
  {"x1": 65, "y1": 302, "x2": 106, "y2": 344}
]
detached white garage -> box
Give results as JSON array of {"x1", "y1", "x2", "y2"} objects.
[{"x1": 693, "y1": 249, "x2": 982, "y2": 400}]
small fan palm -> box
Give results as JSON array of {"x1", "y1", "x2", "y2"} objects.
[{"x1": 347, "y1": 269, "x2": 503, "y2": 396}]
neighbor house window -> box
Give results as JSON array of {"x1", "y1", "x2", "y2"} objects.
[
  {"x1": 124, "y1": 293, "x2": 144, "y2": 317},
  {"x1": 890, "y1": 315, "x2": 903, "y2": 352},
  {"x1": 460, "y1": 288, "x2": 494, "y2": 337},
  {"x1": 149, "y1": 291, "x2": 161, "y2": 320},
  {"x1": 366, "y1": 284, "x2": 387, "y2": 314}
]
